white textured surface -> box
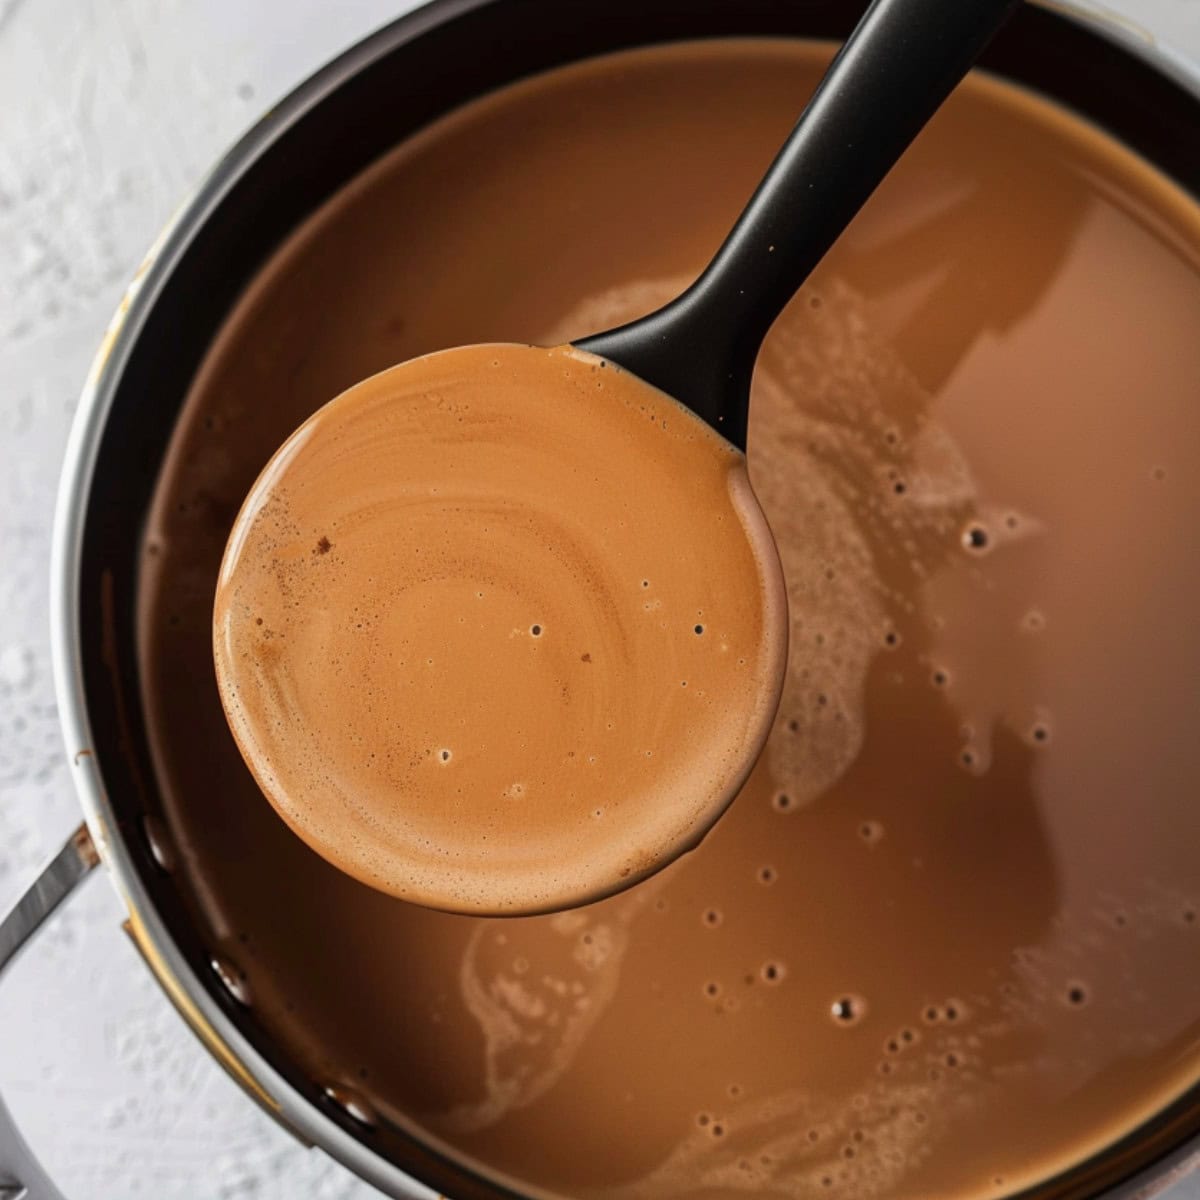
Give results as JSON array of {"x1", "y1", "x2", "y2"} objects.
[{"x1": 1, "y1": 2, "x2": 1199, "y2": 1197}]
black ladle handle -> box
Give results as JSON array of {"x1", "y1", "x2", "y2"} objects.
[{"x1": 578, "y1": 0, "x2": 1021, "y2": 451}]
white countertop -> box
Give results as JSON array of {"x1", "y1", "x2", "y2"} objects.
[{"x1": 2, "y1": 1, "x2": 1199, "y2": 1196}]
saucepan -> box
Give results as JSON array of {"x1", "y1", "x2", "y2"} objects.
[{"x1": 1, "y1": 1, "x2": 1198, "y2": 1197}]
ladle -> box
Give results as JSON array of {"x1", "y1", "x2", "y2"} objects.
[
  {"x1": 214, "y1": 0, "x2": 1020, "y2": 915},
  {"x1": 583, "y1": 0, "x2": 1019, "y2": 448}
]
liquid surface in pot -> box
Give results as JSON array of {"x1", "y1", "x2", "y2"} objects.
[
  {"x1": 139, "y1": 40, "x2": 1200, "y2": 1200},
  {"x1": 212, "y1": 342, "x2": 786, "y2": 914}
]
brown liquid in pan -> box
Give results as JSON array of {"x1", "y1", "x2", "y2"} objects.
[{"x1": 140, "y1": 41, "x2": 1200, "y2": 1200}]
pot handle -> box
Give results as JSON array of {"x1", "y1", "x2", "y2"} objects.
[{"x1": 0, "y1": 824, "x2": 100, "y2": 1200}]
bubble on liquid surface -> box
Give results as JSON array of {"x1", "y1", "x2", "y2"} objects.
[
  {"x1": 1027, "y1": 719, "x2": 1052, "y2": 746},
  {"x1": 858, "y1": 820, "x2": 885, "y2": 845},
  {"x1": 1021, "y1": 608, "x2": 1047, "y2": 634},
  {"x1": 958, "y1": 744, "x2": 990, "y2": 775},
  {"x1": 1064, "y1": 982, "x2": 1090, "y2": 1008},
  {"x1": 831, "y1": 994, "x2": 867, "y2": 1026},
  {"x1": 962, "y1": 523, "x2": 990, "y2": 554},
  {"x1": 761, "y1": 961, "x2": 787, "y2": 985}
]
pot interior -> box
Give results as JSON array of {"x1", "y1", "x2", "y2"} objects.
[{"x1": 73, "y1": 2, "x2": 1200, "y2": 1198}]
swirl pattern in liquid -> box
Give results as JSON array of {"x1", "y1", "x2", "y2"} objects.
[{"x1": 213, "y1": 343, "x2": 786, "y2": 913}]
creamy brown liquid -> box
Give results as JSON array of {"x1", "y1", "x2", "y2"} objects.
[
  {"x1": 212, "y1": 343, "x2": 786, "y2": 913},
  {"x1": 139, "y1": 41, "x2": 1200, "y2": 1200}
]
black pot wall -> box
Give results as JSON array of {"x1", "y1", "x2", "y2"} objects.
[{"x1": 73, "y1": 1, "x2": 1200, "y2": 1197}]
